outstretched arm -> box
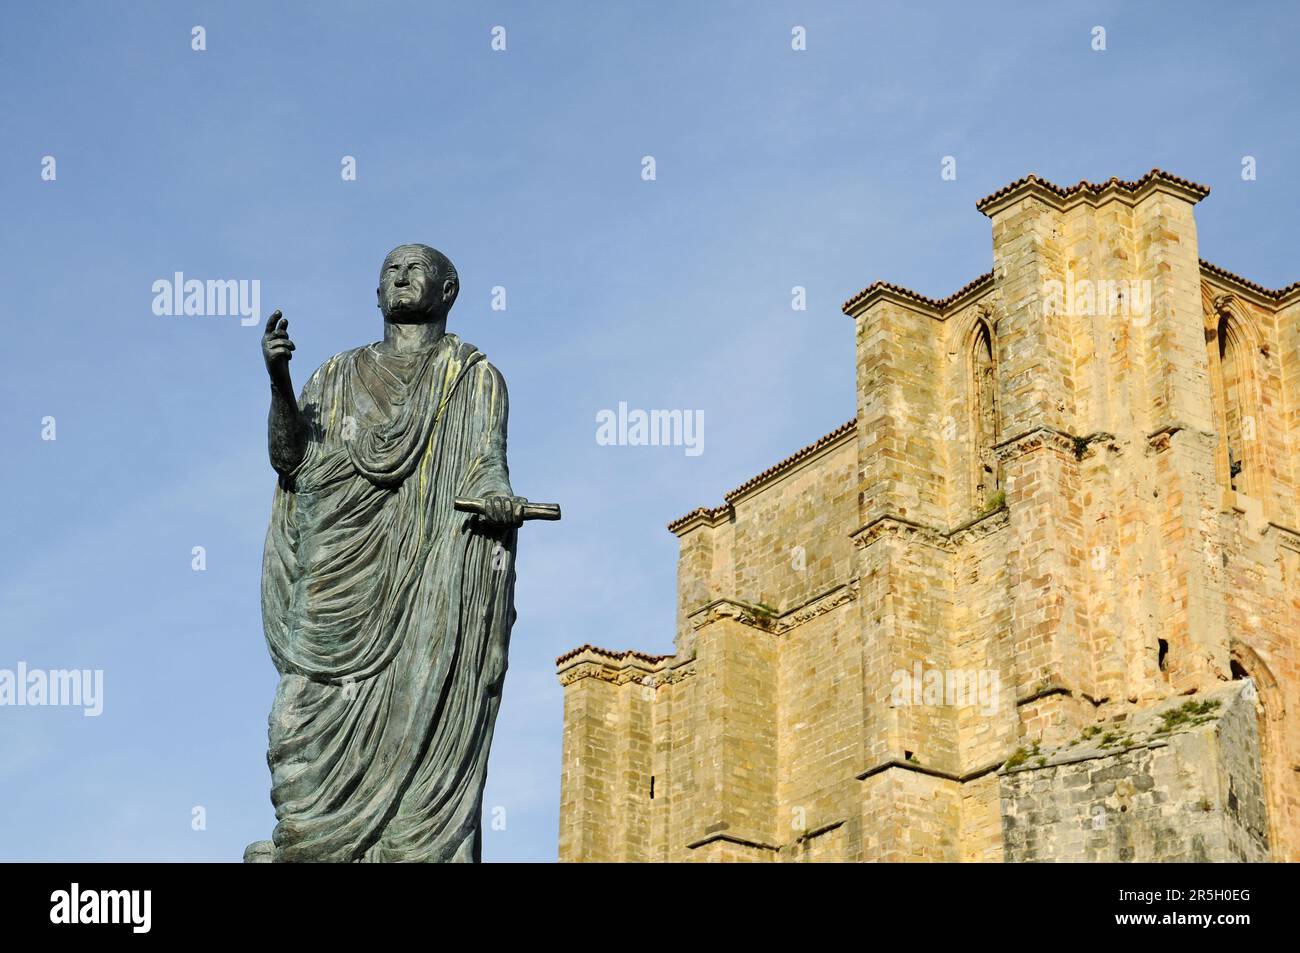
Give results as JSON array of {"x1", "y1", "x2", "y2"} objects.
[{"x1": 262, "y1": 310, "x2": 308, "y2": 474}]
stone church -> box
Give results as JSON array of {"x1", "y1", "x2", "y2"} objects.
[{"x1": 555, "y1": 170, "x2": 1300, "y2": 862}]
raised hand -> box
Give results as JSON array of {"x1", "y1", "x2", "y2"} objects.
[
  {"x1": 262, "y1": 310, "x2": 296, "y2": 380},
  {"x1": 262, "y1": 309, "x2": 307, "y2": 473}
]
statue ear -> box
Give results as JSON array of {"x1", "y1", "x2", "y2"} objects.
[
  {"x1": 376, "y1": 286, "x2": 382, "y2": 307},
  {"x1": 442, "y1": 278, "x2": 457, "y2": 302}
]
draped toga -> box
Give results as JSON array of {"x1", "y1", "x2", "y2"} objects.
[{"x1": 260, "y1": 332, "x2": 517, "y2": 862}]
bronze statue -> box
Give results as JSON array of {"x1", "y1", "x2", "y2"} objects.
[{"x1": 244, "y1": 244, "x2": 557, "y2": 863}]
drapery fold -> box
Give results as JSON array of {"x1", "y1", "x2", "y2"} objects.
[{"x1": 260, "y1": 333, "x2": 516, "y2": 862}]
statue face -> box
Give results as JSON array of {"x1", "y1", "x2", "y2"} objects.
[{"x1": 378, "y1": 246, "x2": 448, "y2": 321}]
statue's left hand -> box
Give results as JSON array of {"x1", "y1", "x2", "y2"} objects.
[{"x1": 480, "y1": 494, "x2": 529, "y2": 528}]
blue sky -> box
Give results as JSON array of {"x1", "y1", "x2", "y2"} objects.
[{"x1": 0, "y1": 1, "x2": 1296, "y2": 861}]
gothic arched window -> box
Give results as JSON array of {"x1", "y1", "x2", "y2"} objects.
[
  {"x1": 970, "y1": 319, "x2": 1000, "y2": 511},
  {"x1": 1218, "y1": 314, "x2": 1248, "y2": 493},
  {"x1": 1209, "y1": 299, "x2": 1265, "y2": 501}
]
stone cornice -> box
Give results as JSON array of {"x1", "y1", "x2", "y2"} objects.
[
  {"x1": 1266, "y1": 522, "x2": 1300, "y2": 555},
  {"x1": 1015, "y1": 683, "x2": 1073, "y2": 707},
  {"x1": 1145, "y1": 422, "x2": 1216, "y2": 456},
  {"x1": 994, "y1": 426, "x2": 1079, "y2": 462},
  {"x1": 688, "y1": 598, "x2": 778, "y2": 632},
  {"x1": 556, "y1": 658, "x2": 696, "y2": 689},
  {"x1": 773, "y1": 582, "x2": 859, "y2": 633},
  {"x1": 554, "y1": 646, "x2": 695, "y2": 689},
  {"x1": 852, "y1": 506, "x2": 1009, "y2": 553},
  {"x1": 686, "y1": 582, "x2": 860, "y2": 636},
  {"x1": 948, "y1": 505, "x2": 1012, "y2": 548},
  {"x1": 852, "y1": 514, "x2": 949, "y2": 552},
  {"x1": 1146, "y1": 423, "x2": 1184, "y2": 455},
  {"x1": 685, "y1": 830, "x2": 780, "y2": 853},
  {"x1": 795, "y1": 818, "x2": 846, "y2": 843},
  {"x1": 857, "y1": 756, "x2": 1005, "y2": 784}
]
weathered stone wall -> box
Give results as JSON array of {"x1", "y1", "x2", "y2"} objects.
[
  {"x1": 1001, "y1": 682, "x2": 1269, "y2": 862},
  {"x1": 556, "y1": 170, "x2": 1299, "y2": 863}
]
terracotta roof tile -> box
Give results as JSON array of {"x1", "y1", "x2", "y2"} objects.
[
  {"x1": 1200, "y1": 259, "x2": 1300, "y2": 301},
  {"x1": 665, "y1": 505, "x2": 731, "y2": 534},
  {"x1": 554, "y1": 644, "x2": 674, "y2": 667},
  {"x1": 844, "y1": 171, "x2": 1214, "y2": 316},
  {"x1": 974, "y1": 168, "x2": 1210, "y2": 213},
  {"x1": 723, "y1": 418, "x2": 858, "y2": 503},
  {"x1": 841, "y1": 271, "x2": 994, "y2": 316}
]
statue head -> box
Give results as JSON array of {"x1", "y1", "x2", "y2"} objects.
[{"x1": 376, "y1": 244, "x2": 459, "y2": 323}]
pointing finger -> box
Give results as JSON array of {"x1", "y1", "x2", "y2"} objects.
[{"x1": 263, "y1": 310, "x2": 283, "y2": 335}]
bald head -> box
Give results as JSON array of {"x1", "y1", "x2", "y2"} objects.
[{"x1": 376, "y1": 244, "x2": 459, "y2": 322}]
